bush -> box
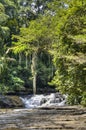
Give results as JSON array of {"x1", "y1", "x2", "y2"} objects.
[
  {"x1": 0, "y1": 84, "x2": 9, "y2": 94},
  {"x1": 81, "y1": 92, "x2": 86, "y2": 107},
  {"x1": 67, "y1": 93, "x2": 81, "y2": 105}
]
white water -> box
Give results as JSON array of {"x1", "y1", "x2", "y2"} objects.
[{"x1": 20, "y1": 93, "x2": 67, "y2": 109}]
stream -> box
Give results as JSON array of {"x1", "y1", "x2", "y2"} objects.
[
  {"x1": 0, "y1": 93, "x2": 86, "y2": 130},
  {"x1": 20, "y1": 93, "x2": 67, "y2": 109}
]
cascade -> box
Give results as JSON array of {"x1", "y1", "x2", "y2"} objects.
[{"x1": 20, "y1": 93, "x2": 67, "y2": 109}]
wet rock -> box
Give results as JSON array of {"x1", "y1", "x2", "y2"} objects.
[
  {"x1": 0, "y1": 106, "x2": 86, "y2": 130},
  {"x1": 0, "y1": 95, "x2": 24, "y2": 108}
]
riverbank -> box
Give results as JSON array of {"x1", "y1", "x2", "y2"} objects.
[{"x1": 0, "y1": 106, "x2": 86, "y2": 130}]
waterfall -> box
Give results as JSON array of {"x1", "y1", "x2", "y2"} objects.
[{"x1": 20, "y1": 93, "x2": 67, "y2": 109}]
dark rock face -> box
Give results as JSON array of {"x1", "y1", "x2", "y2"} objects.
[{"x1": 0, "y1": 95, "x2": 24, "y2": 108}]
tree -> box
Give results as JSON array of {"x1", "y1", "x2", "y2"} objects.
[
  {"x1": 12, "y1": 15, "x2": 54, "y2": 94},
  {"x1": 0, "y1": 0, "x2": 55, "y2": 94},
  {"x1": 0, "y1": 0, "x2": 25, "y2": 93},
  {"x1": 50, "y1": 0, "x2": 86, "y2": 105}
]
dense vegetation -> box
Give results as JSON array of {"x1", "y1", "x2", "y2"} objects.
[{"x1": 0, "y1": 0, "x2": 86, "y2": 106}]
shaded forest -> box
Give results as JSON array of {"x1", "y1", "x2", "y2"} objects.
[{"x1": 0, "y1": 0, "x2": 86, "y2": 106}]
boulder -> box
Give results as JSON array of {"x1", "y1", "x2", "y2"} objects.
[{"x1": 0, "y1": 95, "x2": 24, "y2": 108}]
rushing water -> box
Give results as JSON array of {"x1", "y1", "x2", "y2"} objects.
[{"x1": 20, "y1": 93, "x2": 67, "y2": 109}]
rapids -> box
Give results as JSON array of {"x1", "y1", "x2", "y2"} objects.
[{"x1": 20, "y1": 93, "x2": 67, "y2": 109}]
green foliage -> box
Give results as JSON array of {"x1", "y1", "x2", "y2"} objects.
[
  {"x1": 0, "y1": 84, "x2": 9, "y2": 94},
  {"x1": 12, "y1": 15, "x2": 53, "y2": 53},
  {"x1": 37, "y1": 59, "x2": 53, "y2": 87},
  {"x1": 0, "y1": 0, "x2": 86, "y2": 105},
  {"x1": 0, "y1": 13, "x2": 8, "y2": 25},
  {"x1": 0, "y1": 56, "x2": 7, "y2": 74},
  {"x1": 9, "y1": 74, "x2": 24, "y2": 91},
  {"x1": 81, "y1": 92, "x2": 86, "y2": 107},
  {"x1": 11, "y1": 14, "x2": 55, "y2": 94},
  {"x1": 0, "y1": 56, "x2": 24, "y2": 93},
  {"x1": 0, "y1": 2, "x2": 5, "y2": 12},
  {"x1": 50, "y1": 0, "x2": 86, "y2": 105}
]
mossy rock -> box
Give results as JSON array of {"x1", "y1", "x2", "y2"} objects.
[{"x1": 0, "y1": 95, "x2": 24, "y2": 108}]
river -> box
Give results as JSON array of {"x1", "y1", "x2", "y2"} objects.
[
  {"x1": 0, "y1": 106, "x2": 86, "y2": 130},
  {"x1": 0, "y1": 93, "x2": 86, "y2": 130}
]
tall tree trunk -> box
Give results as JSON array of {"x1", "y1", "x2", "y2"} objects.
[
  {"x1": 25, "y1": 54, "x2": 28, "y2": 69},
  {"x1": 31, "y1": 51, "x2": 37, "y2": 95},
  {"x1": 19, "y1": 53, "x2": 22, "y2": 65},
  {"x1": 51, "y1": 65, "x2": 54, "y2": 77}
]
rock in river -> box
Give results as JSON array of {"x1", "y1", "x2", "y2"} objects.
[{"x1": 0, "y1": 95, "x2": 24, "y2": 108}]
